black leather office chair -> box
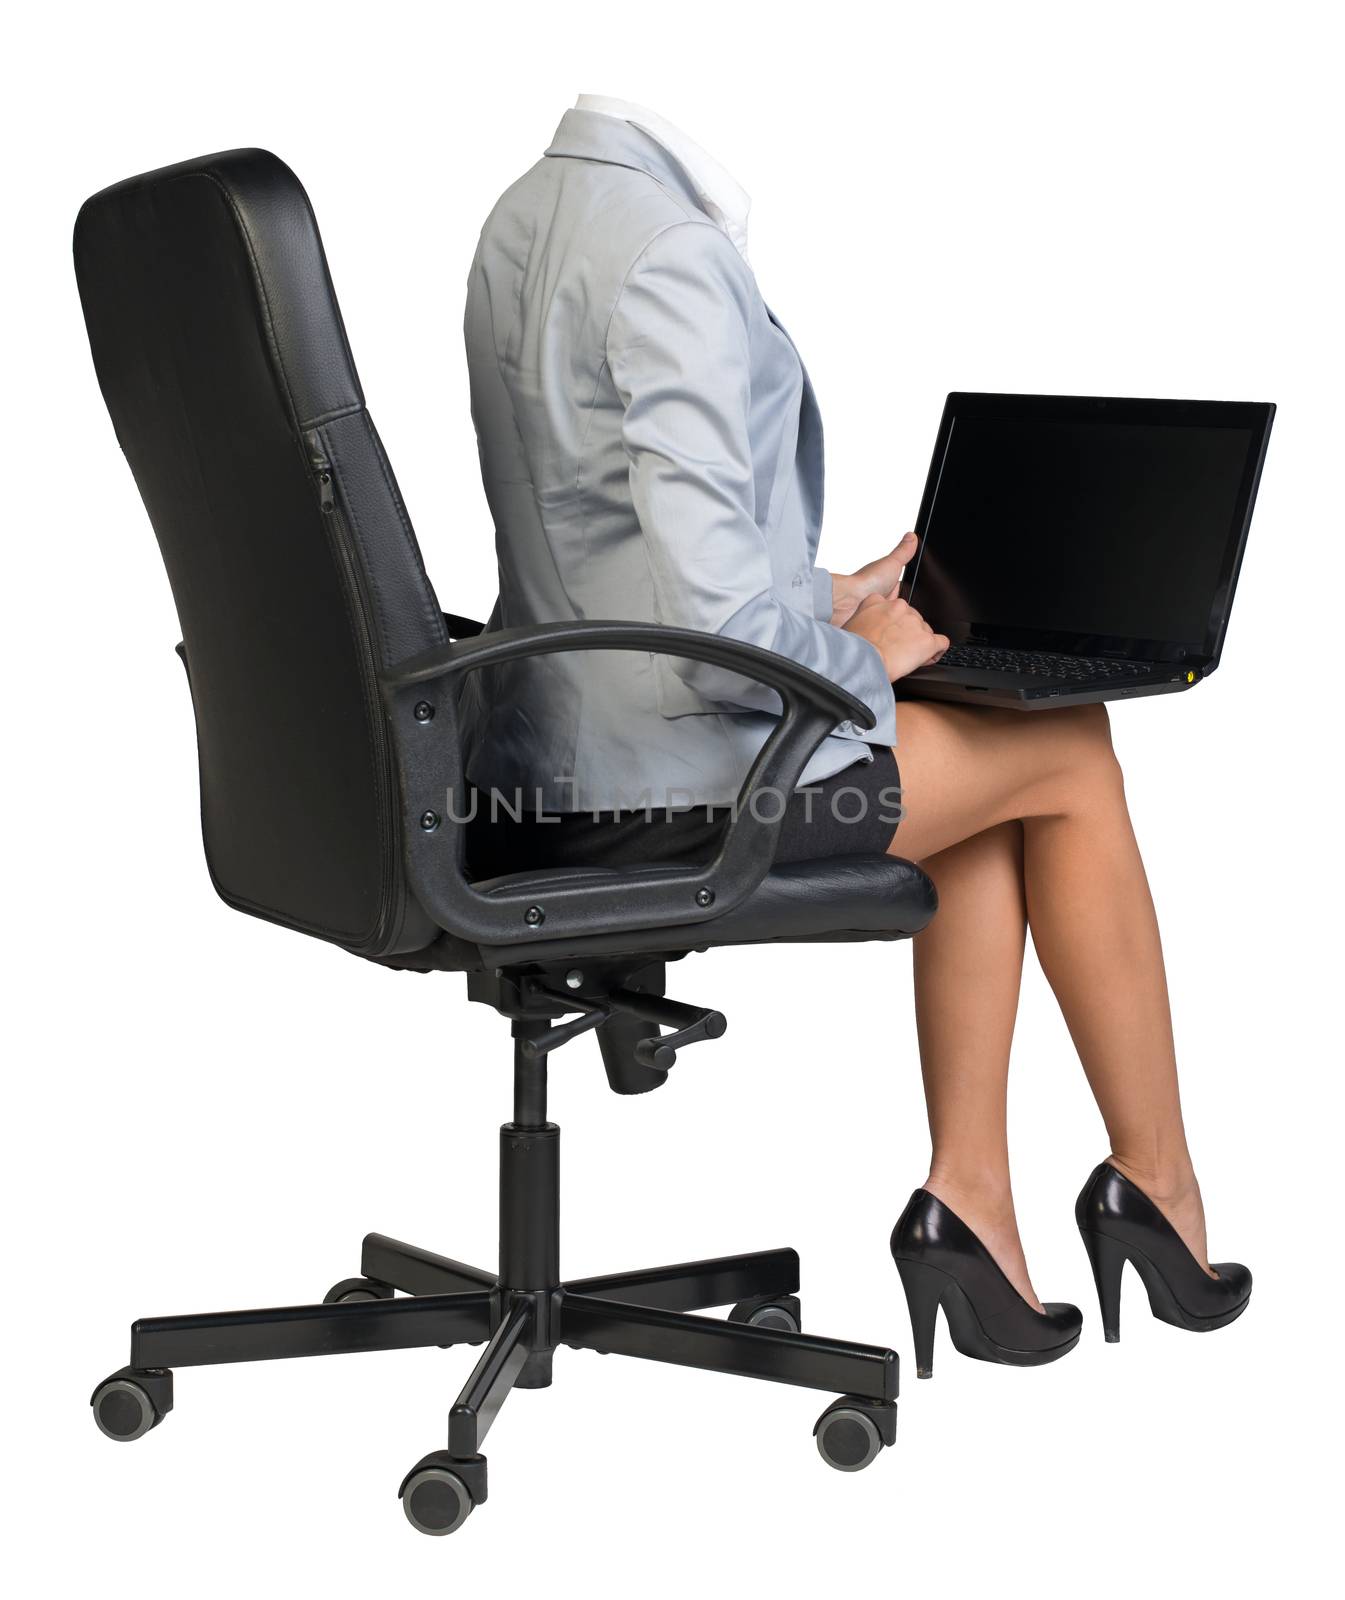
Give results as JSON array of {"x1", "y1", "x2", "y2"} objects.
[{"x1": 75, "y1": 149, "x2": 937, "y2": 1536}]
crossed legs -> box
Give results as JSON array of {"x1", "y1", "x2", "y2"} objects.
[{"x1": 887, "y1": 701, "x2": 1213, "y2": 1305}]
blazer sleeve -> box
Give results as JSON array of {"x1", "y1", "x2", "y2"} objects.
[{"x1": 605, "y1": 221, "x2": 896, "y2": 740}]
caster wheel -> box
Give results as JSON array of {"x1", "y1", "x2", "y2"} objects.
[
  {"x1": 401, "y1": 1456, "x2": 483, "y2": 1536},
  {"x1": 324, "y1": 1276, "x2": 395, "y2": 1305},
  {"x1": 814, "y1": 1404, "x2": 888, "y2": 1472},
  {"x1": 91, "y1": 1367, "x2": 173, "y2": 1442},
  {"x1": 729, "y1": 1294, "x2": 801, "y2": 1333}
]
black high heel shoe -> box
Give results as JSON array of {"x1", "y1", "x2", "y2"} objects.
[
  {"x1": 890, "y1": 1190, "x2": 1082, "y2": 1378},
  {"x1": 1075, "y1": 1162, "x2": 1252, "y2": 1341}
]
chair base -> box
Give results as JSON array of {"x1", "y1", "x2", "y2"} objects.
[{"x1": 91, "y1": 1026, "x2": 899, "y2": 1533}]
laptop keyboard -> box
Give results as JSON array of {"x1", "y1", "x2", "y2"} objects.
[{"x1": 938, "y1": 644, "x2": 1149, "y2": 681}]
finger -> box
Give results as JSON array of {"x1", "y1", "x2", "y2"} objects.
[
  {"x1": 855, "y1": 591, "x2": 887, "y2": 612},
  {"x1": 879, "y1": 532, "x2": 919, "y2": 597},
  {"x1": 860, "y1": 535, "x2": 919, "y2": 595}
]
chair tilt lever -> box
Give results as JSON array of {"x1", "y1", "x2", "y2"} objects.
[
  {"x1": 519, "y1": 985, "x2": 727, "y2": 1069},
  {"x1": 609, "y1": 989, "x2": 727, "y2": 1070},
  {"x1": 519, "y1": 998, "x2": 610, "y2": 1057}
]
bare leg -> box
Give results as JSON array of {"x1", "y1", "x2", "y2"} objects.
[
  {"x1": 891, "y1": 700, "x2": 1213, "y2": 1276},
  {"x1": 915, "y1": 822, "x2": 1045, "y2": 1309}
]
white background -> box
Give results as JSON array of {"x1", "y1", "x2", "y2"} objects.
[{"x1": 5, "y1": 1, "x2": 1341, "y2": 1592}]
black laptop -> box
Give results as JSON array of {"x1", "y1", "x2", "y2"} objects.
[{"x1": 897, "y1": 393, "x2": 1274, "y2": 709}]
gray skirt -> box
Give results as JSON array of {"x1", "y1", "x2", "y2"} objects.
[{"x1": 466, "y1": 747, "x2": 901, "y2": 880}]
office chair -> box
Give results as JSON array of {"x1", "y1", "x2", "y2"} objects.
[{"x1": 74, "y1": 149, "x2": 937, "y2": 1536}]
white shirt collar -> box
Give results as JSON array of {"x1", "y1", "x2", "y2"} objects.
[{"x1": 574, "y1": 95, "x2": 752, "y2": 260}]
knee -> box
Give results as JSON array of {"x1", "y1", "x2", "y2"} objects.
[
  {"x1": 1063, "y1": 701, "x2": 1113, "y2": 749},
  {"x1": 1048, "y1": 703, "x2": 1124, "y2": 800}
]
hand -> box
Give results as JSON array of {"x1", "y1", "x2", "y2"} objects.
[
  {"x1": 844, "y1": 593, "x2": 949, "y2": 682},
  {"x1": 829, "y1": 532, "x2": 919, "y2": 627}
]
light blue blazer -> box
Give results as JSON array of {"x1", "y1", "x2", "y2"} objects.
[{"x1": 461, "y1": 108, "x2": 897, "y2": 812}]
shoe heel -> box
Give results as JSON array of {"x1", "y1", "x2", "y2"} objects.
[
  {"x1": 1080, "y1": 1229, "x2": 1127, "y2": 1342},
  {"x1": 895, "y1": 1258, "x2": 946, "y2": 1378}
]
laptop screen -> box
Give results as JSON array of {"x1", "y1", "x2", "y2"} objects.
[{"x1": 907, "y1": 396, "x2": 1273, "y2": 661}]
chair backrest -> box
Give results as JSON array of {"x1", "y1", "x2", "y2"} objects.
[{"x1": 75, "y1": 150, "x2": 447, "y2": 958}]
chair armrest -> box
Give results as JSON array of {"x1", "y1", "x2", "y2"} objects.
[
  {"x1": 389, "y1": 621, "x2": 872, "y2": 726},
  {"x1": 380, "y1": 620, "x2": 878, "y2": 947}
]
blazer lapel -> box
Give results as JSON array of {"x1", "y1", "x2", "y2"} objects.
[{"x1": 767, "y1": 308, "x2": 825, "y2": 541}]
